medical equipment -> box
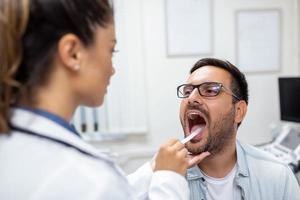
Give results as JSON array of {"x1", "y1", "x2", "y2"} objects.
[
  {"x1": 260, "y1": 125, "x2": 300, "y2": 173},
  {"x1": 259, "y1": 77, "x2": 300, "y2": 173},
  {"x1": 278, "y1": 77, "x2": 300, "y2": 123}
]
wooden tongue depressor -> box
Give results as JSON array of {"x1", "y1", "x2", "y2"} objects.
[{"x1": 181, "y1": 127, "x2": 202, "y2": 144}]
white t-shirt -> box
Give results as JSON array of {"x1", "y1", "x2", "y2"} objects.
[{"x1": 200, "y1": 164, "x2": 240, "y2": 200}]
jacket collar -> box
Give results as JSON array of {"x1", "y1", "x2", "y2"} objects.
[
  {"x1": 186, "y1": 163, "x2": 205, "y2": 181},
  {"x1": 236, "y1": 140, "x2": 249, "y2": 177},
  {"x1": 10, "y1": 107, "x2": 113, "y2": 163}
]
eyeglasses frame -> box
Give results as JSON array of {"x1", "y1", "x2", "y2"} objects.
[{"x1": 177, "y1": 81, "x2": 241, "y2": 101}]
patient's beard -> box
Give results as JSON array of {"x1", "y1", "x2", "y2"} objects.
[{"x1": 186, "y1": 107, "x2": 236, "y2": 156}]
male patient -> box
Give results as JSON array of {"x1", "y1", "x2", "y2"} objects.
[{"x1": 177, "y1": 58, "x2": 300, "y2": 200}]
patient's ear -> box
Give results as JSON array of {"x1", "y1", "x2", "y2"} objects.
[{"x1": 234, "y1": 100, "x2": 247, "y2": 124}]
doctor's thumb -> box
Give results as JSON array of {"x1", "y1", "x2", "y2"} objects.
[{"x1": 188, "y1": 151, "x2": 210, "y2": 168}]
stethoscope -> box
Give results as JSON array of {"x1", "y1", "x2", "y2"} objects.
[
  {"x1": 9, "y1": 124, "x2": 99, "y2": 159},
  {"x1": 9, "y1": 123, "x2": 128, "y2": 180}
]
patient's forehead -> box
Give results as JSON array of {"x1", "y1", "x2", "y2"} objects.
[{"x1": 187, "y1": 65, "x2": 232, "y2": 86}]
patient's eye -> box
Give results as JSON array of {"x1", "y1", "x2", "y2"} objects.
[
  {"x1": 182, "y1": 85, "x2": 194, "y2": 96},
  {"x1": 199, "y1": 83, "x2": 221, "y2": 97}
]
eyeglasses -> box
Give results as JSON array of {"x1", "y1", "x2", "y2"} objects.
[{"x1": 177, "y1": 82, "x2": 241, "y2": 100}]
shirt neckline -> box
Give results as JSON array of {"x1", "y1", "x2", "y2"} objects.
[{"x1": 200, "y1": 163, "x2": 237, "y2": 184}]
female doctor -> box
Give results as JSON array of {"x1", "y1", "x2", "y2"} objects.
[{"x1": 0, "y1": 0, "x2": 209, "y2": 199}]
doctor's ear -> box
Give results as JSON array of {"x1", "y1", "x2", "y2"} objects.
[
  {"x1": 234, "y1": 100, "x2": 247, "y2": 124},
  {"x1": 57, "y1": 33, "x2": 83, "y2": 71}
]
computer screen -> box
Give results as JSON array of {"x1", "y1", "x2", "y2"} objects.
[{"x1": 279, "y1": 77, "x2": 300, "y2": 123}]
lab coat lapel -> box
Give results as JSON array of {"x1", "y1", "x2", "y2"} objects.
[{"x1": 10, "y1": 108, "x2": 112, "y2": 162}]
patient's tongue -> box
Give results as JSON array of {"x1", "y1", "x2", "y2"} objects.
[{"x1": 191, "y1": 125, "x2": 203, "y2": 135}]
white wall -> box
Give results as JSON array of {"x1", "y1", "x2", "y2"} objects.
[{"x1": 91, "y1": 0, "x2": 300, "y2": 173}]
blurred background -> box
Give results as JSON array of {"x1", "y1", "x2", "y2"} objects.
[{"x1": 71, "y1": 0, "x2": 300, "y2": 176}]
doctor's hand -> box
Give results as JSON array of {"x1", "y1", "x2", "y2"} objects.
[
  {"x1": 187, "y1": 151, "x2": 210, "y2": 168},
  {"x1": 154, "y1": 139, "x2": 189, "y2": 176}
]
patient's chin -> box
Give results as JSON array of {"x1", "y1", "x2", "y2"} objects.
[{"x1": 186, "y1": 143, "x2": 206, "y2": 155}]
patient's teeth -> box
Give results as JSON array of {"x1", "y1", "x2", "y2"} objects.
[{"x1": 188, "y1": 113, "x2": 199, "y2": 120}]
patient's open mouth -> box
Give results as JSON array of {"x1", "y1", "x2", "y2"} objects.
[{"x1": 187, "y1": 111, "x2": 207, "y2": 142}]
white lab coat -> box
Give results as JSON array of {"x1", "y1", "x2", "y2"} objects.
[{"x1": 0, "y1": 108, "x2": 189, "y2": 199}]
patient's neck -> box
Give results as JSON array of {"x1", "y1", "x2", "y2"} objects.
[{"x1": 198, "y1": 142, "x2": 237, "y2": 178}]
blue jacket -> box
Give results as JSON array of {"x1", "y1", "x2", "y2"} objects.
[{"x1": 187, "y1": 140, "x2": 300, "y2": 200}]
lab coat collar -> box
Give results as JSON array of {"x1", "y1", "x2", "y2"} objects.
[
  {"x1": 9, "y1": 107, "x2": 113, "y2": 163},
  {"x1": 15, "y1": 106, "x2": 80, "y2": 137}
]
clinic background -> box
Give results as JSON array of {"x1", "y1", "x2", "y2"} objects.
[{"x1": 71, "y1": 0, "x2": 300, "y2": 173}]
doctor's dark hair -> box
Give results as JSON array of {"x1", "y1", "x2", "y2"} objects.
[
  {"x1": 0, "y1": 0, "x2": 113, "y2": 133},
  {"x1": 190, "y1": 58, "x2": 248, "y2": 127}
]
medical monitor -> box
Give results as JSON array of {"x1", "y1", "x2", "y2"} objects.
[
  {"x1": 279, "y1": 77, "x2": 300, "y2": 123},
  {"x1": 279, "y1": 129, "x2": 300, "y2": 151}
]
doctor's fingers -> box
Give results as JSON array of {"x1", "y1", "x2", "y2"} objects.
[
  {"x1": 175, "y1": 149, "x2": 190, "y2": 171},
  {"x1": 157, "y1": 140, "x2": 187, "y2": 158},
  {"x1": 177, "y1": 148, "x2": 189, "y2": 159},
  {"x1": 170, "y1": 140, "x2": 186, "y2": 151},
  {"x1": 161, "y1": 138, "x2": 179, "y2": 148},
  {"x1": 188, "y1": 151, "x2": 211, "y2": 168}
]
